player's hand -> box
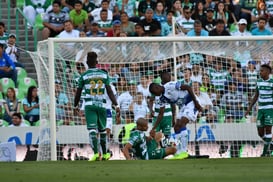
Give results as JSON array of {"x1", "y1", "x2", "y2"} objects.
[
  {"x1": 195, "y1": 101, "x2": 203, "y2": 112},
  {"x1": 245, "y1": 109, "x2": 250, "y2": 117},
  {"x1": 146, "y1": 136, "x2": 153, "y2": 142},
  {"x1": 73, "y1": 107, "x2": 80, "y2": 116},
  {"x1": 150, "y1": 110, "x2": 154, "y2": 117},
  {"x1": 115, "y1": 106, "x2": 120, "y2": 116},
  {"x1": 150, "y1": 129, "x2": 156, "y2": 138}
]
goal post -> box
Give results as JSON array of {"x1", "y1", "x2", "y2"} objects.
[{"x1": 31, "y1": 36, "x2": 273, "y2": 161}]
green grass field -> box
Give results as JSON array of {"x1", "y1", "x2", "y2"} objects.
[{"x1": 1, "y1": 158, "x2": 273, "y2": 182}]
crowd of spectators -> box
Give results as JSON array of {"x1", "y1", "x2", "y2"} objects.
[
  {"x1": 1, "y1": 0, "x2": 273, "y2": 127},
  {"x1": 20, "y1": 0, "x2": 273, "y2": 38}
]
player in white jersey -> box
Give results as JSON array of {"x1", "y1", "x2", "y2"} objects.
[
  {"x1": 149, "y1": 77, "x2": 202, "y2": 159},
  {"x1": 104, "y1": 83, "x2": 118, "y2": 152}
]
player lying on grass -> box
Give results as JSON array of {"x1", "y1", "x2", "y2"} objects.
[
  {"x1": 122, "y1": 117, "x2": 176, "y2": 160},
  {"x1": 149, "y1": 73, "x2": 202, "y2": 159}
]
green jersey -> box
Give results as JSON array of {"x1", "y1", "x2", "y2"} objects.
[
  {"x1": 129, "y1": 129, "x2": 148, "y2": 160},
  {"x1": 209, "y1": 69, "x2": 229, "y2": 91},
  {"x1": 257, "y1": 78, "x2": 273, "y2": 110},
  {"x1": 25, "y1": 0, "x2": 52, "y2": 10},
  {"x1": 78, "y1": 68, "x2": 110, "y2": 108},
  {"x1": 154, "y1": 96, "x2": 172, "y2": 117}
]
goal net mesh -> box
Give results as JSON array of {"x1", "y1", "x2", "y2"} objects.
[{"x1": 30, "y1": 37, "x2": 273, "y2": 160}]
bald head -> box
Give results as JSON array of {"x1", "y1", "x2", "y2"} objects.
[{"x1": 136, "y1": 117, "x2": 148, "y2": 131}]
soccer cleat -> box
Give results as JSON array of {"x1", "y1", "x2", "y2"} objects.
[
  {"x1": 102, "y1": 153, "x2": 111, "y2": 160},
  {"x1": 169, "y1": 152, "x2": 189, "y2": 160},
  {"x1": 89, "y1": 153, "x2": 100, "y2": 161}
]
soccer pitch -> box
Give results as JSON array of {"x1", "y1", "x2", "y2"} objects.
[{"x1": 1, "y1": 158, "x2": 273, "y2": 182}]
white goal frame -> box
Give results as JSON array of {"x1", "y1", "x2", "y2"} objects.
[{"x1": 43, "y1": 36, "x2": 273, "y2": 161}]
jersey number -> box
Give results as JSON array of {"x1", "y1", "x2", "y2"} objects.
[{"x1": 90, "y1": 80, "x2": 104, "y2": 95}]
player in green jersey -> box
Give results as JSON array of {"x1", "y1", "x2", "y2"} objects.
[
  {"x1": 122, "y1": 117, "x2": 176, "y2": 160},
  {"x1": 122, "y1": 118, "x2": 149, "y2": 160},
  {"x1": 149, "y1": 71, "x2": 176, "y2": 146},
  {"x1": 246, "y1": 64, "x2": 273, "y2": 157},
  {"x1": 74, "y1": 51, "x2": 120, "y2": 161}
]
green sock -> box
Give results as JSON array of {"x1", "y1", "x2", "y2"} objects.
[
  {"x1": 262, "y1": 137, "x2": 272, "y2": 156},
  {"x1": 89, "y1": 131, "x2": 98, "y2": 154},
  {"x1": 100, "y1": 132, "x2": 107, "y2": 154}
]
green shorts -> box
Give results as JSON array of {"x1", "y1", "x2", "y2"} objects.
[
  {"x1": 256, "y1": 109, "x2": 273, "y2": 127},
  {"x1": 85, "y1": 105, "x2": 106, "y2": 131},
  {"x1": 153, "y1": 116, "x2": 172, "y2": 136},
  {"x1": 148, "y1": 148, "x2": 166, "y2": 160}
]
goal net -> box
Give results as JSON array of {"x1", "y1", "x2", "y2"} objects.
[{"x1": 30, "y1": 36, "x2": 273, "y2": 161}]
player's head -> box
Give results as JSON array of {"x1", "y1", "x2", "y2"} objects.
[
  {"x1": 149, "y1": 83, "x2": 164, "y2": 96},
  {"x1": 136, "y1": 118, "x2": 148, "y2": 131},
  {"x1": 160, "y1": 71, "x2": 171, "y2": 85},
  {"x1": 260, "y1": 64, "x2": 272, "y2": 80},
  {"x1": 86, "y1": 52, "x2": 98, "y2": 68}
]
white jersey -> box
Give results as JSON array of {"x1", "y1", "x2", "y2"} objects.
[
  {"x1": 159, "y1": 81, "x2": 198, "y2": 122},
  {"x1": 158, "y1": 81, "x2": 191, "y2": 107},
  {"x1": 117, "y1": 91, "x2": 133, "y2": 111},
  {"x1": 105, "y1": 83, "x2": 117, "y2": 109},
  {"x1": 133, "y1": 100, "x2": 149, "y2": 122}
]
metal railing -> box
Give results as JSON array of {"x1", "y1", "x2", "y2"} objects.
[
  {"x1": 15, "y1": 8, "x2": 37, "y2": 51},
  {"x1": 0, "y1": 0, "x2": 11, "y2": 33},
  {"x1": 0, "y1": 0, "x2": 37, "y2": 51}
]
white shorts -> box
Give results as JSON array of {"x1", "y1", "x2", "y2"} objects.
[
  {"x1": 106, "y1": 109, "x2": 113, "y2": 130},
  {"x1": 177, "y1": 101, "x2": 198, "y2": 122}
]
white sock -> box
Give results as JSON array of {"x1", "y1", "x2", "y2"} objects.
[{"x1": 175, "y1": 128, "x2": 188, "y2": 154}]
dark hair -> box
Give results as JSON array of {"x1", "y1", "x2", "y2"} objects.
[
  {"x1": 87, "y1": 52, "x2": 98, "y2": 68},
  {"x1": 12, "y1": 112, "x2": 22, "y2": 120},
  {"x1": 64, "y1": 19, "x2": 73, "y2": 25},
  {"x1": 7, "y1": 87, "x2": 16, "y2": 100},
  {"x1": 52, "y1": 0, "x2": 61, "y2": 6},
  {"x1": 215, "y1": 19, "x2": 225, "y2": 25},
  {"x1": 100, "y1": 9, "x2": 108, "y2": 14},
  {"x1": 194, "y1": 20, "x2": 202, "y2": 26},
  {"x1": 120, "y1": 11, "x2": 128, "y2": 16},
  {"x1": 167, "y1": 10, "x2": 175, "y2": 15},
  {"x1": 160, "y1": 71, "x2": 171, "y2": 84},
  {"x1": 183, "y1": 5, "x2": 191, "y2": 11},
  {"x1": 149, "y1": 82, "x2": 159, "y2": 93},
  {"x1": 0, "y1": 22, "x2": 5, "y2": 28},
  {"x1": 101, "y1": 0, "x2": 109, "y2": 4},
  {"x1": 74, "y1": 0, "x2": 82, "y2": 5},
  {"x1": 135, "y1": 22, "x2": 143, "y2": 27},
  {"x1": 0, "y1": 43, "x2": 4, "y2": 49},
  {"x1": 258, "y1": 16, "x2": 268, "y2": 23},
  {"x1": 261, "y1": 64, "x2": 272, "y2": 72},
  {"x1": 27, "y1": 86, "x2": 39, "y2": 105}
]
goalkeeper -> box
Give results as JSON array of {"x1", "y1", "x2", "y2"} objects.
[{"x1": 74, "y1": 51, "x2": 120, "y2": 161}]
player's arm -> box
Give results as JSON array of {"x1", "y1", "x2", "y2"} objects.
[
  {"x1": 106, "y1": 85, "x2": 118, "y2": 106},
  {"x1": 245, "y1": 89, "x2": 259, "y2": 116},
  {"x1": 74, "y1": 88, "x2": 82, "y2": 108},
  {"x1": 148, "y1": 96, "x2": 155, "y2": 117},
  {"x1": 106, "y1": 85, "x2": 120, "y2": 115},
  {"x1": 122, "y1": 143, "x2": 133, "y2": 160},
  {"x1": 73, "y1": 87, "x2": 82, "y2": 115},
  {"x1": 180, "y1": 84, "x2": 203, "y2": 112}
]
